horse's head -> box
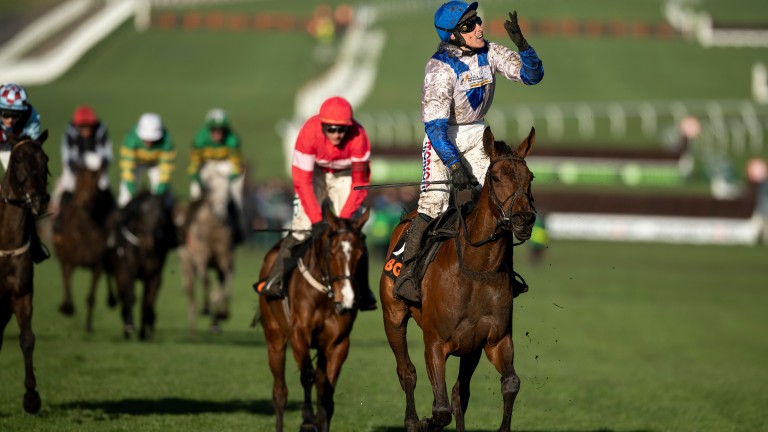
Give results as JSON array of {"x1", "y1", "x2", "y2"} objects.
[
  {"x1": 319, "y1": 200, "x2": 369, "y2": 313},
  {"x1": 2, "y1": 131, "x2": 50, "y2": 217},
  {"x1": 481, "y1": 126, "x2": 536, "y2": 240},
  {"x1": 121, "y1": 191, "x2": 179, "y2": 251}
]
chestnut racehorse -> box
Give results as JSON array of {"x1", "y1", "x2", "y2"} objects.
[
  {"x1": 380, "y1": 127, "x2": 537, "y2": 432},
  {"x1": 53, "y1": 149, "x2": 117, "y2": 331},
  {"x1": 0, "y1": 131, "x2": 50, "y2": 414},
  {"x1": 258, "y1": 202, "x2": 369, "y2": 432}
]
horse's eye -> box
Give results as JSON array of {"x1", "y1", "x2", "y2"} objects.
[{"x1": 491, "y1": 175, "x2": 500, "y2": 182}]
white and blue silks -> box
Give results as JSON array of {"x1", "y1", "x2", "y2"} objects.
[{"x1": 418, "y1": 42, "x2": 543, "y2": 219}]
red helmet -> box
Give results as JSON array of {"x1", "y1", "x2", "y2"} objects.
[
  {"x1": 73, "y1": 105, "x2": 97, "y2": 127},
  {"x1": 318, "y1": 97, "x2": 353, "y2": 126}
]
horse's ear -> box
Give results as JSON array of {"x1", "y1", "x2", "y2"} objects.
[
  {"x1": 482, "y1": 126, "x2": 495, "y2": 158},
  {"x1": 353, "y1": 207, "x2": 370, "y2": 231},
  {"x1": 515, "y1": 126, "x2": 535, "y2": 159},
  {"x1": 322, "y1": 198, "x2": 339, "y2": 228}
]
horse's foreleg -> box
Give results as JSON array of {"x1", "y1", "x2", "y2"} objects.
[
  {"x1": 291, "y1": 330, "x2": 316, "y2": 429},
  {"x1": 316, "y1": 337, "x2": 350, "y2": 432},
  {"x1": 181, "y1": 257, "x2": 197, "y2": 335},
  {"x1": 13, "y1": 294, "x2": 41, "y2": 414},
  {"x1": 58, "y1": 263, "x2": 75, "y2": 316},
  {"x1": 119, "y1": 275, "x2": 136, "y2": 339},
  {"x1": 85, "y1": 268, "x2": 102, "y2": 333},
  {"x1": 422, "y1": 342, "x2": 451, "y2": 431},
  {"x1": 382, "y1": 285, "x2": 419, "y2": 431},
  {"x1": 139, "y1": 276, "x2": 161, "y2": 340},
  {"x1": 261, "y1": 299, "x2": 289, "y2": 432},
  {"x1": 451, "y1": 350, "x2": 482, "y2": 432},
  {"x1": 484, "y1": 336, "x2": 519, "y2": 432},
  {"x1": 0, "y1": 297, "x2": 12, "y2": 351}
]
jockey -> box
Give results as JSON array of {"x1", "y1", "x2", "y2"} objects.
[
  {"x1": 187, "y1": 108, "x2": 246, "y2": 244},
  {"x1": 51, "y1": 105, "x2": 113, "y2": 213},
  {"x1": 258, "y1": 96, "x2": 377, "y2": 311},
  {"x1": 393, "y1": 1, "x2": 544, "y2": 302},
  {"x1": 117, "y1": 113, "x2": 175, "y2": 208},
  {"x1": 0, "y1": 83, "x2": 49, "y2": 263}
]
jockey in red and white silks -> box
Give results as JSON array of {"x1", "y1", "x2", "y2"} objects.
[
  {"x1": 290, "y1": 101, "x2": 371, "y2": 242},
  {"x1": 418, "y1": 37, "x2": 544, "y2": 219}
]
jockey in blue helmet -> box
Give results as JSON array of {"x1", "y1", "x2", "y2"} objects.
[
  {"x1": 0, "y1": 83, "x2": 49, "y2": 263},
  {"x1": 392, "y1": 1, "x2": 544, "y2": 303}
]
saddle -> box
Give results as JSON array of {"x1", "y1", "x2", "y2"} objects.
[{"x1": 384, "y1": 203, "x2": 529, "y2": 298}]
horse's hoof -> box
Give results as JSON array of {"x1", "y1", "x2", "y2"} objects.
[
  {"x1": 23, "y1": 390, "x2": 41, "y2": 414},
  {"x1": 58, "y1": 302, "x2": 75, "y2": 316},
  {"x1": 299, "y1": 424, "x2": 319, "y2": 432},
  {"x1": 107, "y1": 296, "x2": 118, "y2": 308},
  {"x1": 210, "y1": 324, "x2": 221, "y2": 335}
]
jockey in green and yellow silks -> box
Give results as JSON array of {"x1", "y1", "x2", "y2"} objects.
[
  {"x1": 118, "y1": 113, "x2": 175, "y2": 207},
  {"x1": 187, "y1": 108, "x2": 246, "y2": 244}
]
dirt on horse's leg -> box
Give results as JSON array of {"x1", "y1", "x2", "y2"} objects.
[
  {"x1": 263, "y1": 308, "x2": 289, "y2": 432},
  {"x1": 139, "y1": 276, "x2": 161, "y2": 341},
  {"x1": 85, "y1": 268, "x2": 102, "y2": 332},
  {"x1": 484, "y1": 336, "x2": 520, "y2": 432},
  {"x1": 58, "y1": 264, "x2": 75, "y2": 316},
  {"x1": 451, "y1": 350, "x2": 482, "y2": 432},
  {"x1": 13, "y1": 295, "x2": 41, "y2": 414},
  {"x1": 422, "y1": 342, "x2": 452, "y2": 431},
  {"x1": 383, "y1": 293, "x2": 419, "y2": 431}
]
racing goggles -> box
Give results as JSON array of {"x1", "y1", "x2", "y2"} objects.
[
  {"x1": 323, "y1": 124, "x2": 349, "y2": 134},
  {"x1": 1, "y1": 111, "x2": 22, "y2": 120},
  {"x1": 457, "y1": 15, "x2": 482, "y2": 33}
]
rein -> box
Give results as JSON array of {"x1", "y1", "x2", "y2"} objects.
[{"x1": 446, "y1": 154, "x2": 534, "y2": 277}]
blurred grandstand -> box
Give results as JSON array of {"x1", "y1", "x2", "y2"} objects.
[{"x1": 1, "y1": 0, "x2": 767, "y2": 246}]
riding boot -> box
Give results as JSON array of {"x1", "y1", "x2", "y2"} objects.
[
  {"x1": 511, "y1": 270, "x2": 529, "y2": 298},
  {"x1": 392, "y1": 213, "x2": 432, "y2": 303},
  {"x1": 354, "y1": 242, "x2": 377, "y2": 311},
  {"x1": 257, "y1": 235, "x2": 302, "y2": 298},
  {"x1": 30, "y1": 224, "x2": 50, "y2": 264}
]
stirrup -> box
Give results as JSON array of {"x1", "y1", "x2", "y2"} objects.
[
  {"x1": 253, "y1": 276, "x2": 284, "y2": 299},
  {"x1": 511, "y1": 271, "x2": 528, "y2": 298},
  {"x1": 31, "y1": 242, "x2": 50, "y2": 264}
]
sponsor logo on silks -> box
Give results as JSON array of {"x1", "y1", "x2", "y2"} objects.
[
  {"x1": 383, "y1": 236, "x2": 407, "y2": 280},
  {"x1": 422, "y1": 141, "x2": 432, "y2": 192}
]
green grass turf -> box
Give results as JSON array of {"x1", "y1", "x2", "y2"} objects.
[{"x1": 1, "y1": 240, "x2": 766, "y2": 431}]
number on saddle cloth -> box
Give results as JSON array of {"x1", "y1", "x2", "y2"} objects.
[{"x1": 382, "y1": 207, "x2": 460, "y2": 281}]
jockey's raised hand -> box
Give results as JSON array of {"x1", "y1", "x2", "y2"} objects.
[{"x1": 504, "y1": 11, "x2": 529, "y2": 51}]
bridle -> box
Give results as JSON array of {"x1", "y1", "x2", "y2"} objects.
[
  {"x1": 457, "y1": 154, "x2": 535, "y2": 248},
  {"x1": 0, "y1": 139, "x2": 48, "y2": 212},
  {"x1": 298, "y1": 228, "x2": 364, "y2": 299}
]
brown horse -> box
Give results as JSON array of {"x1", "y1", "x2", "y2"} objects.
[
  {"x1": 0, "y1": 131, "x2": 50, "y2": 414},
  {"x1": 258, "y1": 202, "x2": 369, "y2": 432},
  {"x1": 178, "y1": 170, "x2": 234, "y2": 334},
  {"x1": 380, "y1": 127, "x2": 537, "y2": 432},
  {"x1": 109, "y1": 190, "x2": 178, "y2": 340},
  {"x1": 53, "y1": 152, "x2": 117, "y2": 331}
]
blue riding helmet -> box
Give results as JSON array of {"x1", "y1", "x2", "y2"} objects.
[{"x1": 434, "y1": 1, "x2": 478, "y2": 42}]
